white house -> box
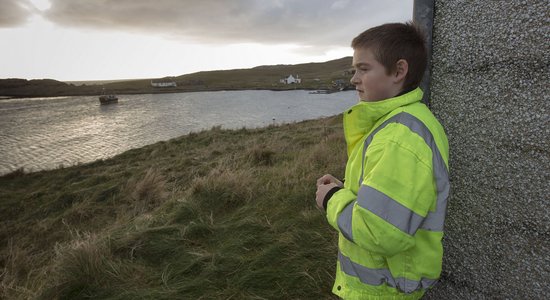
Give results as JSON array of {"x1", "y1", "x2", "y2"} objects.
[
  {"x1": 151, "y1": 80, "x2": 177, "y2": 88},
  {"x1": 280, "y1": 75, "x2": 301, "y2": 84}
]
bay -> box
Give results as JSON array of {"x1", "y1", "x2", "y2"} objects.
[{"x1": 0, "y1": 90, "x2": 357, "y2": 175}]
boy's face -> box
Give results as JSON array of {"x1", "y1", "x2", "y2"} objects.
[{"x1": 351, "y1": 47, "x2": 400, "y2": 102}]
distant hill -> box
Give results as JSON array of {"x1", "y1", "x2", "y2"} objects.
[
  {"x1": 0, "y1": 57, "x2": 353, "y2": 98},
  {"x1": 0, "y1": 78, "x2": 101, "y2": 98},
  {"x1": 66, "y1": 78, "x2": 148, "y2": 86}
]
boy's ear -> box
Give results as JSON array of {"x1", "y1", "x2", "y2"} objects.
[{"x1": 393, "y1": 59, "x2": 408, "y2": 83}]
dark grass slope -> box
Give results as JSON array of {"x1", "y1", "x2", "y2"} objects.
[{"x1": 1, "y1": 116, "x2": 347, "y2": 299}]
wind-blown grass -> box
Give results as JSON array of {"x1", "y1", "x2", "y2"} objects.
[{"x1": 0, "y1": 115, "x2": 346, "y2": 299}]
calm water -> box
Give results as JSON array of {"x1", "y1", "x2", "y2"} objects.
[{"x1": 0, "y1": 90, "x2": 356, "y2": 175}]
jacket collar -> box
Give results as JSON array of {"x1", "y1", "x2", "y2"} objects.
[{"x1": 343, "y1": 87, "x2": 423, "y2": 154}]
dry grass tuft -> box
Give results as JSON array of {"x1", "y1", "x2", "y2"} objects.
[
  {"x1": 247, "y1": 145, "x2": 276, "y2": 166},
  {"x1": 308, "y1": 132, "x2": 346, "y2": 169},
  {"x1": 0, "y1": 240, "x2": 38, "y2": 299},
  {"x1": 124, "y1": 168, "x2": 169, "y2": 215},
  {"x1": 39, "y1": 233, "x2": 115, "y2": 298},
  {"x1": 0, "y1": 167, "x2": 26, "y2": 179},
  {"x1": 187, "y1": 167, "x2": 254, "y2": 216}
]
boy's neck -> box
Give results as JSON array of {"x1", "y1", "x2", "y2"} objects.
[{"x1": 394, "y1": 86, "x2": 416, "y2": 98}]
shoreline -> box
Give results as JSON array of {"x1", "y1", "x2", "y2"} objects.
[
  {"x1": 0, "y1": 57, "x2": 354, "y2": 99},
  {"x1": 0, "y1": 87, "x2": 351, "y2": 100}
]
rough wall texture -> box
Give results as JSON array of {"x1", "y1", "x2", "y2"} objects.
[{"x1": 424, "y1": 1, "x2": 549, "y2": 299}]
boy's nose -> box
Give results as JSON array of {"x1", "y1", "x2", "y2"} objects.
[{"x1": 350, "y1": 74, "x2": 359, "y2": 85}]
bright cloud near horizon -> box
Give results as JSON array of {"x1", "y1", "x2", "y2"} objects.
[{"x1": 0, "y1": 0, "x2": 413, "y2": 81}]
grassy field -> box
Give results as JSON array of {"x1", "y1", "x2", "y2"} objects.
[{"x1": 0, "y1": 115, "x2": 348, "y2": 299}]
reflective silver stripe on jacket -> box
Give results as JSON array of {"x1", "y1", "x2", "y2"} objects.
[
  {"x1": 337, "y1": 200, "x2": 356, "y2": 241},
  {"x1": 357, "y1": 186, "x2": 425, "y2": 235},
  {"x1": 338, "y1": 251, "x2": 438, "y2": 293},
  {"x1": 337, "y1": 112, "x2": 449, "y2": 240}
]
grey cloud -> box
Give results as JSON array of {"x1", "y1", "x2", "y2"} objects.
[
  {"x1": 44, "y1": 0, "x2": 411, "y2": 48},
  {"x1": 0, "y1": 0, "x2": 37, "y2": 27}
]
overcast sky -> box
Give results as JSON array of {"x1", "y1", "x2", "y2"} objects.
[{"x1": 0, "y1": 0, "x2": 413, "y2": 81}]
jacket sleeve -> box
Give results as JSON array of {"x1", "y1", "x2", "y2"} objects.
[{"x1": 326, "y1": 130, "x2": 437, "y2": 257}]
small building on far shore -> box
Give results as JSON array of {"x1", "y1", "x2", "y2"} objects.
[
  {"x1": 151, "y1": 79, "x2": 177, "y2": 88},
  {"x1": 280, "y1": 75, "x2": 301, "y2": 84}
]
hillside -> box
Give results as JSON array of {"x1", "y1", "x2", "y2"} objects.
[
  {"x1": 0, "y1": 78, "x2": 100, "y2": 98},
  {"x1": 0, "y1": 57, "x2": 353, "y2": 98},
  {"x1": 0, "y1": 116, "x2": 346, "y2": 299}
]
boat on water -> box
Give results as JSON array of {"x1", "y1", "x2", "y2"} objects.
[
  {"x1": 309, "y1": 89, "x2": 337, "y2": 94},
  {"x1": 99, "y1": 94, "x2": 118, "y2": 105}
]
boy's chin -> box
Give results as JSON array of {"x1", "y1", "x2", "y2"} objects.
[
  {"x1": 359, "y1": 96, "x2": 375, "y2": 102},
  {"x1": 358, "y1": 92, "x2": 377, "y2": 102}
]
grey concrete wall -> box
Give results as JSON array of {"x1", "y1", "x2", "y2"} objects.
[{"x1": 425, "y1": 1, "x2": 549, "y2": 299}]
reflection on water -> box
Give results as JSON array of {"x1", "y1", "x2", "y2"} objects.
[{"x1": 0, "y1": 90, "x2": 356, "y2": 174}]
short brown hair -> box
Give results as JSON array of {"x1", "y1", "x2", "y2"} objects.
[{"x1": 351, "y1": 22, "x2": 427, "y2": 91}]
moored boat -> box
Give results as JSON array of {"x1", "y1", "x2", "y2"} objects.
[
  {"x1": 99, "y1": 94, "x2": 118, "y2": 105},
  {"x1": 309, "y1": 89, "x2": 337, "y2": 94}
]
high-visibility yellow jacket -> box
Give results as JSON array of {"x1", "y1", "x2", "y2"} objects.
[{"x1": 325, "y1": 88, "x2": 450, "y2": 299}]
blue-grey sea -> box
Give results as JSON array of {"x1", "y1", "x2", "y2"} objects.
[{"x1": 0, "y1": 90, "x2": 356, "y2": 175}]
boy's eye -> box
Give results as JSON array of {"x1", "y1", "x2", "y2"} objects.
[{"x1": 352, "y1": 66, "x2": 369, "y2": 74}]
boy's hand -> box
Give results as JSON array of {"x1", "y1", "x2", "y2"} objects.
[
  {"x1": 316, "y1": 182, "x2": 340, "y2": 210},
  {"x1": 316, "y1": 174, "x2": 343, "y2": 188}
]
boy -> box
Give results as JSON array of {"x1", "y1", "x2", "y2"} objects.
[{"x1": 315, "y1": 22, "x2": 450, "y2": 299}]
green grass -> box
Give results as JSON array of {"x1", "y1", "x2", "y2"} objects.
[{"x1": 0, "y1": 115, "x2": 348, "y2": 299}]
